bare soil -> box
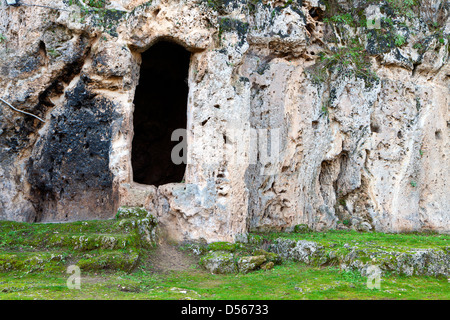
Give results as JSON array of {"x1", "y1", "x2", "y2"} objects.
[{"x1": 146, "y1": 240, "x2": 199, "y2": 273}]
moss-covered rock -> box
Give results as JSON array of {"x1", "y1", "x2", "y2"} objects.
[
  {"x1": 260, "y1": 261, "x2": 274, "y2": 270},
  {"x1": 270, "y1": 238, "x2": 322, "y2": 264},
  {"x1": 268, "y1": 236, "x2": 449, "y2": 278},
  {"x1": 200, "y1": 251, "x2": 238, "y2": 274},
  {"x1": 252, "y1": 248, "x2": 282, "y2": 265},
  {"x1": 0, "y1": 215, "x2": 157, "y2": 274},
  {"x1": 47, "y1": 233, "x2": 136, "y2": 251},
  {"x1": 115, "y1": 206, "x2": 158, "y2": 248},
  {"x1": 0, "y1": 252, "x2": 66, "y2": 273},
  {"x1": 76, "y1": 250, "x2": 139, "y2": 272},
  {"x1": 237, "y1": 255, "x2": 267, "y2": 274},
  {"x1": 0, "y1": 219, "x2": 141, "y2": 251}
]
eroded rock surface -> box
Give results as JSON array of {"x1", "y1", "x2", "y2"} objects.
[{"x1": 0, "y1": 0, "x2": 448, "y2": 242}]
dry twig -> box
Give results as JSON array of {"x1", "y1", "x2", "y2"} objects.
[{"x1": 0, "y1": 97, "x2": 45, "y2": 123}]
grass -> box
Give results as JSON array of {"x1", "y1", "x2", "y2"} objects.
[
  {"x1": 395, "y1": 34, "x2": 407, "y2": 47},
  {"x1": 0, "y1": 219, "x2": 137, "y2": 254},
  {"x1": 311, "y1": 36, "x2": 379, "y2": 87},
  {"x1": 259, "y1": 229, "x2": 449, "y2": 250},
  {"x1": 0, "y1": 262, "x2": 448, "y2": 300},
  {"x1": 0, "y1": 220, "x2": 448, "y2": 300}
]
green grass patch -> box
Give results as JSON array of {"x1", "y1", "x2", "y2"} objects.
[
  {"x1": 0, "y1": 220, "x2": 448, "y2": 299},
  {"x1": 258, "y1": 229, "x2": 449, "y2": 250},
  {"x1": 0, "y1": 261, "x2": 448, "y2": 300},
  {"x1": 0, "y1": 219, "x2": 137, "y2": 252}
]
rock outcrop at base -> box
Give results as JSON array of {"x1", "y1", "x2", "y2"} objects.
[
  {"x1": 270, "y1": 238, "x2": 450, "y2": 277},
  {"x1": 0, "y1": 206, "x2": 158, "y2": 273}
]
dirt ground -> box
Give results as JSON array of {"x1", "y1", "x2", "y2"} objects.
[{"x1": 146, "y1": 240, "x2": 199, "y2": 273}]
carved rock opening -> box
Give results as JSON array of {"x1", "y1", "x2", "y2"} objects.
[{"x1": 131, "y1": 41, "x2": 190, "y2": 186}]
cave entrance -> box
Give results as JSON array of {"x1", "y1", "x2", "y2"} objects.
[{"x1": 132, "y1": 41, "x2": 190, "y2": 186}]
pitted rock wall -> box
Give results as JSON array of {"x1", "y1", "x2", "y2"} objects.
[{"x1": 0, "y1": 0, "x2": 448, "y2": 242}]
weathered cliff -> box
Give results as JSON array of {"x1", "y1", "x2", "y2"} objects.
[{"x1": 0, "y1": 0, "x2": 448, "y2": 242}]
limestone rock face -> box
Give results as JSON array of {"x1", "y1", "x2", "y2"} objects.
[{"x1": 0, "y1": 0, "x2": 448, "y2": 241}]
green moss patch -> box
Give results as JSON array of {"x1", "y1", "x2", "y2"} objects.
[
  {"x1": 0, "y1": 261, "x2": 448, "y2": 300},
  {"x1": 0, "y1": 252, "x2": 67, "y2": 273},
  {"x1": 0, "y1": 206, "x2": 158, "y2": 275},
  {"x1": 261, "y1": 229, "x2": 449, "y2": 249},
  {"x1": 262, "y1": 230, "x2": 449, "y2": 277},
  {"x1": 76, "y1": 250, "x2": 140, "y2": 272},
  {"x1": 206, "y1": 241, "x2": 237, "y2": 252}
]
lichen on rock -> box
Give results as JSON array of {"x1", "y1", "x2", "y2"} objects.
[
  {"x1": 270, "y1": 237, "x2": 450, "y2": 277},
  {"x1": 115, "y1": 206, "x2": 158, "y2": 248},
  {"x1": 237, "y1": 255, "x2": 267, "y2": 273},
  {"x1": 200, "y1": 250, "x2": 238, "y2": 274}
]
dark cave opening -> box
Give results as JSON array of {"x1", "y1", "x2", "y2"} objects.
[{"x1": 132, "y1": 41, "x2": 190, "y2": 186}]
